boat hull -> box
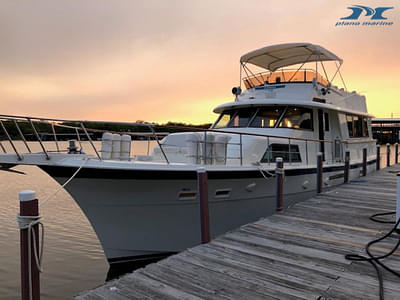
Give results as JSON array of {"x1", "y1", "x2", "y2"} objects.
[{"x1": 40, "y1": 160, "x2": 376, "y2": 264}]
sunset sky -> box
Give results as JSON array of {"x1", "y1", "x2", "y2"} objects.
[{"x1": 0, "y1": 0, "x2": 399, "y2": 124}]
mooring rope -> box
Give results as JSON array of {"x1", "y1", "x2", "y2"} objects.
[
  {"x1": 254, "y1": 162, "x2": 284, "y2": 180},
  {"x1": 14, "y1": 157, "x2": 89, "y2": 300},
  {"x1": 16, "y1": 214, "x2": 44, "y2": 300},
  {"x1": 40, "y1": 157, "x2": 89, "y2": 207}
]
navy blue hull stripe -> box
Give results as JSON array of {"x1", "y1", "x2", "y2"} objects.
[{"x1": 39, "y1": 159, "x2": 376, "y2": 180}]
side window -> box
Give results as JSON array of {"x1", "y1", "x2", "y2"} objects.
[
  {"x1": 353, "y1": 116, "x2": 362, "y2": 137},
  {"x1": 346, "y1": 114, "x2": 369, "y2": 138},
  {"x1": 324, "y1": 112, "x2": 330, "y2": 131},
  {"x1": 278, "y1": 107, "x2": 313, "y2": 130},
  {"x1": 346, "y1": 115, "x2": 353, "y2": 137},
  {"x1": 261, "y1": 144, "x2": 301, "y2": 163},
  {"x1": 363, "y1": 117, "x2": 369, "y2": 137}
]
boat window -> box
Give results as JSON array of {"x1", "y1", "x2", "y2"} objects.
[
  {"x1": 213, "y1": 110, "x2": 237, "y2": 128},
  {"x1": 261, "y1": 144, "x2": 301, "y2": 163},
  {"x1": 346, "y1": 114, "x2": 369, "y2": 138},
  {"x1": 324, "y1": 112, "x2": 330, "y2": 131},
  {"x1": 354, "y1": 116, "x2": 362, "y2": 137},
  {"x1": 363, "y1": 117, "x2": 369, "y2": 137},
  {"x1": 228, "y1": 108, "x2": 258, "y2": 127},
  {"x1": 278, "y1": 107, "x2": 313, "y2": 130},
  {"x1": 347, "y1": 115, "x2": 354, "y2": 137},
  {"x1": 249, "y1": 106, "x2": 285, "y2": 128}
]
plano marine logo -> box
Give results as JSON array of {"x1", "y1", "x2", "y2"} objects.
[{"x1": 336, "y1": 5, "x2": 394, "y2": 26}]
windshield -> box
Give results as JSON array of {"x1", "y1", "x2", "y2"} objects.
[
  {"x1": 250, "y1": 106, "x2": 285, "y2": 128},
  {"x1": 213, "y1": 105, "x2": 313, "y2": 130}
]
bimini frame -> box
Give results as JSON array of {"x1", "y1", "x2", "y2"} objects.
[{"x1": 239, "y1": 43, "x2": 347, "y2": 91}]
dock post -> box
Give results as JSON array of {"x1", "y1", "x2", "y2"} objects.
[
  {"x1": 18, "y1": 190, "x2": 40, "y2": 300},
  {"x1": 317, "y1": 152, "x2": 323, "y2": 194},
  {"x1": 376, "y1": 145, "x2": 380, "y2": 170},
  {"x1": 397, "y1": 174, "x2": 400, "y2": 231},
  {"x1": 387, "y1": 143, "x2": 391, "y2": 167},
  {"x1": 395, "y1": 143, "x2": 398, "y2": 165},
  {"x1": 197, "y1": 168, "x2": 210, "y2": 244},
  {"x1": 275, "y1": 157, "x2": 284, "y2": 212},
  {"x1": 344, "y1": 150, "x2": 350, "y2": 183},
  {"x1": 362, "y1": 148, "x2": 367, "y2": 176}
]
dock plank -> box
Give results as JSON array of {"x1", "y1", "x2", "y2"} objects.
[{"x1": 75, "y1": 165, "x2": 400, "y2": 300}]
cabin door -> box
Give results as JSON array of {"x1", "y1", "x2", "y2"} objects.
[{"x1": 318, "y1": 109, "x2": 325, "y2": 160}]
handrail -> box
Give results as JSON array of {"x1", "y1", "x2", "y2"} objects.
[{"x1": 0, "y1": 113, "x2": 374, "y2": 167}]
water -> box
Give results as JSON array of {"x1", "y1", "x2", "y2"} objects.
[
  {"x1": 0, "y1": 141, "x2": 398, "y2": 299},
  {"x1": 0, "y1": 141, "x2": 155, "y2": 300}
]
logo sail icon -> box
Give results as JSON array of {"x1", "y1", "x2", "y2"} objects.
[{"x1": 341, "y1": 5, "x2": 393, "y2": 20}]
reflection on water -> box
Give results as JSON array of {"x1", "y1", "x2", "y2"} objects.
[
  {"x1": 0, "y1": 141, "x2": 398, "y2": 299},
  {"x1": 0, "y1": 141, "x2": 156, "y2": 300}
]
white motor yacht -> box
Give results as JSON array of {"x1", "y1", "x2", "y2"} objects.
[{"x1": 0, "y1": 43, "x2": 377, "y2": 266}]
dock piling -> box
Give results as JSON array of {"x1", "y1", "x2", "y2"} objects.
[
  {"x1": 387, "y1": 143, "x2": 391, "y2": 167},
  {"x1": 397, "y1": 174, "x2": 400, "y2": 231},
  {"x1": 344, "y1": 150, "x2": 350, "y2": 183},
  {"x1": 362, "y1": 148, "x2": 367, "y2": 176},
  {"x1": 395, "y1": 143, "x2": 398, "y2": 165},
  {"x1": 317, "y1": 152, "x2": 323, "y2": 193},
  {"x1": 377, "y1": 145, "x2": 380, "y2": 170},
  {"x1": 197, "y1": 168, "x2": 210, "y2": 244},
  {"x1": 18, "y1": 190, "x2": 41, "y2": 300},
  {"x1": 275, "y1": 158, "x2": 284, "y2": 212}
]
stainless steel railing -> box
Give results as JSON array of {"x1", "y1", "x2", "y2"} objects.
[
  {"x1": 0, "y1": 114, "x2": 377, "y2": 167},
  {"x1": 0, "y1": 114, "x2": 170, "y2": 162}
]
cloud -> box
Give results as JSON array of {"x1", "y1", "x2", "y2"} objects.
[{"x1": 0, "y1": 0, "x2": 399, "y2": 121}]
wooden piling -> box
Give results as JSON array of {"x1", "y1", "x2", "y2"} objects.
[
  {"x1": 362, "y1": 148, "x2": 367, "y2": 176},
  {"x1": 317, "y1": 152, "x2": 323, "y2": 193},
  {"x1": 344, "y1": 150, "x2": 350, "y2": 183},
  {"x1": 397, "y1": 173, "x2": 400, "y2": 231},
  {"x1": 19, "y1": 190, "x2": 40, "y2": 300},
  {"x1": 387, "y1": 143, "x2": 391, "y2": 167},
  {"x1": 395, "y1": 143, "x2": 398, "y2": 165},
  {"x1": 376, "y1": 145, "x2": 380, "y2": 170},
  {"x1": 197, "y1": 168, "x2": 210, "y2": 244},
  {"x1": 275, "y1": 158, "x2": 284, "y2": 212}
]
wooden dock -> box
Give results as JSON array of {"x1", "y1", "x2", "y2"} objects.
[{"x1": 75, "y1": 165, "x2": 400, "y2": 300}]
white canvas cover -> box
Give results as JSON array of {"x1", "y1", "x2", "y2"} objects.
[{"x1": 240, "y1": 43, "x2": 342, "y2": 71}]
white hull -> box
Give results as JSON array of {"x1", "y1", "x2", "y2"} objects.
[{"x1": 45, "y1": 161, "x2": 375, "y2": 264}]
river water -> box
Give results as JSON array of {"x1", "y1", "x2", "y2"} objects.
[
  {"x1": 0, "y1": 141, "x2": 397, "y2": 299},
  {"x1": 0, "y1": 141, "x2": 154, "y2": 300}
]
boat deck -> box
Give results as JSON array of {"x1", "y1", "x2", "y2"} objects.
[{"x1": 75, "y1": 165, "x2": 400, "y2": 300}]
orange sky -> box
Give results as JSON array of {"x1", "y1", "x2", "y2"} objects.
[{"x1": 0, "y1": 0, "x2": 399, "y2": 124}]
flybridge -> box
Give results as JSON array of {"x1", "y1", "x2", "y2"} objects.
[{"x1": 233, "y1": 43, "x2": 346, "y2": 95}]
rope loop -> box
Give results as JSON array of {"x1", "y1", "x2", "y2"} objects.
[{"x1": 16, "y1": 214, "x2": 44, "y2": 300}]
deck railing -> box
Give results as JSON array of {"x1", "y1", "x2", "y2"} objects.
[
  {"x1": 0, "y1": 114, "x2": 376, "y2": 167},
  {"x1": 243, "y1": 68, "x2": 329, "y2": 89}
]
